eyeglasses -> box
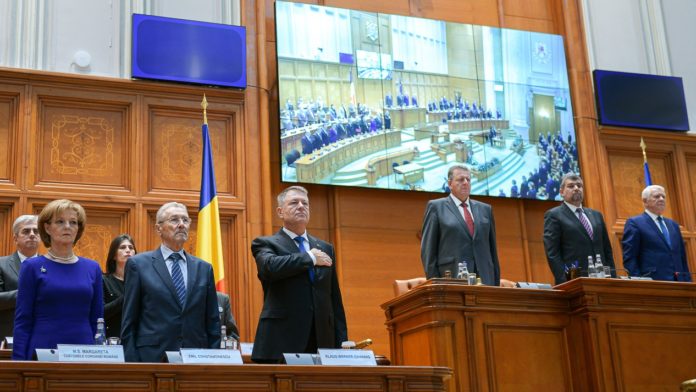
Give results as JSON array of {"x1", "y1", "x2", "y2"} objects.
[{"x1": 161, "y1": 216, "x2": 191, "y2": 226}]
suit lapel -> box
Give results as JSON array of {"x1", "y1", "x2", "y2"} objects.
[
  {"x1": 8, "y1": 252, "x2": 21, "y2": 278},
  {"x1": 445, "y1": 197, "x2": 471, "y2": 239},
  {"x1": 184, "y1": 251, "x2": 198, "y2": 308},
  {"x1": 275, "y1": 229, "x2": 299, "y2": 252},
  {"x1": 561, "y1": 203, "x2": 592, "y2": 241},
  {"x1": 642, "y1": 212, "x2": 671, "y2": 248},
  {"x1": 152, "y1": 250, "x2": 182, "y2": 309}
]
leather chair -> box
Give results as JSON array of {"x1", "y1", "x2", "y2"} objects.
[{"x1": 393, "y1": 277, "x2": 426, "y2": 297}]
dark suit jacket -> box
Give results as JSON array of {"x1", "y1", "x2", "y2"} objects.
[
  {"x1": 0, "y1": 252, "x2": 21, "y2": 338},
  {"x1": 216, "y1": 292, "x2": 240, "y2": 340},
  {"x1": 543, "y1": 203, "x2": 615, "y2": 284},
  {"x1": 121, "y1": 248, "x2": 221, "y2": 362},
  {"x1": 251, "y1": 230, "x2": 348, "y2": 362},
  {"x1": 420, "y1": 197, "x2": 501, "y2": 286},
  {"x1": 622, "y1": 213, "x2": 691, "y2": 281}
]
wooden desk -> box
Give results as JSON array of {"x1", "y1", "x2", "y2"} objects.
[
  {"x1": 447, "y1": 119, "x2": 509, "y2": 133},
  {"x1": 387, "y1": 108, "x2": 426, "y2": 129},
  {"x1": 0, "y1": 361, "x2": 451, "y2": 391},
  {"x1": 294, "y1": 130, "x2": 401, "y2": 183},
  {"x1": 413, "y1": 123, "x2": 439, "y2": 140},
  {"x1": 393, "y1": 163, "x2": 424, "y2": 184},
  {"x1": 365, "y1": 149, "x2": 418, "y2": 185},
  {"x1": 382, "y1": 278, "x2": 696, "y2": 391},
  {"x1": 426, "y1": 111, "x2": 448, "y2": 124}
]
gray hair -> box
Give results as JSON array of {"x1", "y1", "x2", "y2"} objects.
[
  {"x1": 560, "y1": 172, "x2": 582, "y2": 189},
  {"x1": 277, "y1": 186, "x2": 309, "y2": 207},
  {"x1": 641, "y1": 185, "x2": 665, "y2": 200},
  {"x1": 12, "y1": 215, "x2": 38, "y2": 236},
  {"x1": 447, "y1": 165, "x2": 470, "y2": 181},
  {"x1": 156, "y1": 202, "x2": 188, "y2": 223}
]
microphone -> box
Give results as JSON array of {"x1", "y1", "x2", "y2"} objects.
[{"x1": 355, "y1": 339, "x2": 373, "y2": 349}]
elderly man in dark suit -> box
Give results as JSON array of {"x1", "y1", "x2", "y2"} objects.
[
  {"x1": 121, "y1": 202, "x2": 220, "y2": 362},
  {"x1": 251, "y1": 186, "x2": 348, "y2": 363},
  {"x1": 0, "y1": 215, "x2": 39, "y2": 338},
  {"x1": 622, "y1": 185, "x2": 691, "y2": 281},
  {"x1": 420, "y1": 165, "x2": 501, "y2": 286},
  {"x1": 543, "y1": 173, "x2": 615, "y2": 284}
]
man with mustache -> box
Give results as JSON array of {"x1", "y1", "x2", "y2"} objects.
[
  {"x1": 0, "y1": 215, "x2": 39, "y2": 339},
  {"x1": 622, "y1": 185, "x2": 691, "y2": 281},
  {"x1": 250, "y1": 186, "x2": 347, "y2": 363},
  {"x1": 543, "y1": 173, "x2": 615, "y2": 284},
  {"x1": 121, "y1": 202, "x2": 220, "y2": 362}
]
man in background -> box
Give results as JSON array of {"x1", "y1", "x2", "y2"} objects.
[
  {"x1": 622, "y1": 185, "x2": 691, "y2": 281},
  {"x1": 543, "y1": 173, "x2": 615, "y2": 284},
  {"x1": 420, "y1": 165, "x2": 501, "y2": 286},
  {"x1": 0, "y1": 215, "x2": 39, "y2": 338},
  {"x1": 251, "y1": 186, "x2": 347, "y2": 363}
]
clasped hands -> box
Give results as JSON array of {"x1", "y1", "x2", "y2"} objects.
[{"x1": 310, "y1": 248, "x2": 333, "y2": 267}]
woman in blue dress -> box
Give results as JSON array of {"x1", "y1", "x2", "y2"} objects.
[{"x1": 12, "y1": 199, "x2": 103, "y2": 360}]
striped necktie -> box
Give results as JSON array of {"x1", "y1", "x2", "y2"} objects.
[
  {"x1": 575, "y1": 208, "x2": 594, "y2": 239},
  {"x1": 169, "y1": 253, "x2": 186, "y2": 306}
]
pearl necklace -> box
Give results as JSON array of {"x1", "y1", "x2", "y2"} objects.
[{"x1": 46, "y1": 250, "x2": 78, "y2": 263}]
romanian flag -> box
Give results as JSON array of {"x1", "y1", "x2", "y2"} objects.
[
  {"x1": 640, "y1": 137, "x2": 652, "y2": 186},
  {"x1": 196, "y1": 98, "x2": 225, "y2": 292}
]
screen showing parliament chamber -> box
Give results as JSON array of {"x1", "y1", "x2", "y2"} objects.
[{"x1": 276, "y1": 1, "x2": 580, "y2": 200}]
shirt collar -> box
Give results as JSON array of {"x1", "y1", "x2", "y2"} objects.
[
  {"x1": 17, "y1": 252, "x2": 37, "y2": 262},
  {"x1": 160, "y1": 245, "x2": 186, "y2": 262},
  {"x1": 564, "y1": 201, "x2": 584, "y2": 212},
  {"x1": 282, "y1": 227, "x2": 308, "y2": 241},
  {"x1": 644, "y1": 209, "x2": 661, "y2": 221},
  {"x1": 450, "y1": 193, "x2": 470, "y2": 207}
]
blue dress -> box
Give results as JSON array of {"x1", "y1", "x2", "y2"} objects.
[{"x1": 12, "y1": 255, "x2": 103, "y2": 360}]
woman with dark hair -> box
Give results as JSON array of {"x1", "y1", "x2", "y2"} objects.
[
  {"x1": 102, "y1": 234, "x2": 136, "y2": 338},
  {"x1": 13, "y1": 199, "x2": 103, "y2": 360}
]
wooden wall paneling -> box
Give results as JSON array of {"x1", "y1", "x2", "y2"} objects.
[
  {"x1": 0, "y1": 199, "x2": 17, "y2": 256},
  {"x1": 28, "y1": 87, "x2": 137, "y2": 195},
  {"x1": 604, "y1": 137, "x2": 678, "y2": 222},
  {"x1": 145, "y1": 97, "x2": 239, "y2": 199},
  {"x1": 408, "y1": 0, "x2": 500, "y2": 26},
  {"x1": 500, "y1": 0, "x2": 556, "y2": 33},
  {"x1": 0, "y1": 83, "x2": 23, "y2": 190},
  {"x1": 326, "y1": 0, "x2": 410, "y2": 16},
  {"x1": 522, "y1": 200, "x2": 557, "y2": 283}
]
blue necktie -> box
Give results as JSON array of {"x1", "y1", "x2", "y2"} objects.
[
  {"x1": 657, "y1": 216, "x2": 672, "y2": 248},
  {"x1": 169, "y1": 253, "x2": 186, "y2": 306},
  {"x1": 294, "y1": 236, "x2": 315, "y2": 283}
]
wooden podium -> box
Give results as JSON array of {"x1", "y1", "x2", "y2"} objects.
[
  {"x1": 382, "y1": 278, "x2": 696, "y2": 391},
  {"x1": 0, "y1": 361, "x2": 451, "y2": 391}
]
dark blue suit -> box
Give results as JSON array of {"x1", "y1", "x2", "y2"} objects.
[
  {"x1": 121, "y1": 248, "x2": 221, "y2": 362},
  {"x1": 622, "y1": 213, "x2": 691, "y2": 281}
]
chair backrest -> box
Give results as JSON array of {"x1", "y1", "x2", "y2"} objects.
[{"x1": 393, "y1": 277, "x2": 426, "y2": 297}]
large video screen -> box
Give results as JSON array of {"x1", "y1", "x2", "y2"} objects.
[{"x1": 276, "y1": 1, "x2": 580, "y2": 200}]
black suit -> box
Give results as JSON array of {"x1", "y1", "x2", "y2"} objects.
[
  {"x1": 216, "y1": 292, "x2": 240, "y2": 340},
  {"x1": 0, "y1": 252, "x2": 21, "y2": 338},
  {"x1": 121, "y1": 248, "x2": 221, "y2": 362},
  {"x1": 543, "y1": 203, "x2": 615, "y2": 284},
  {"x1": 251, "y1": 230, "x2": 347, "y2": 362}
]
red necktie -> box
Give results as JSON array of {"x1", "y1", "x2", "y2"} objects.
[{"x1": 461, "y1": 202, "x2": 474, "y2": 236}]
